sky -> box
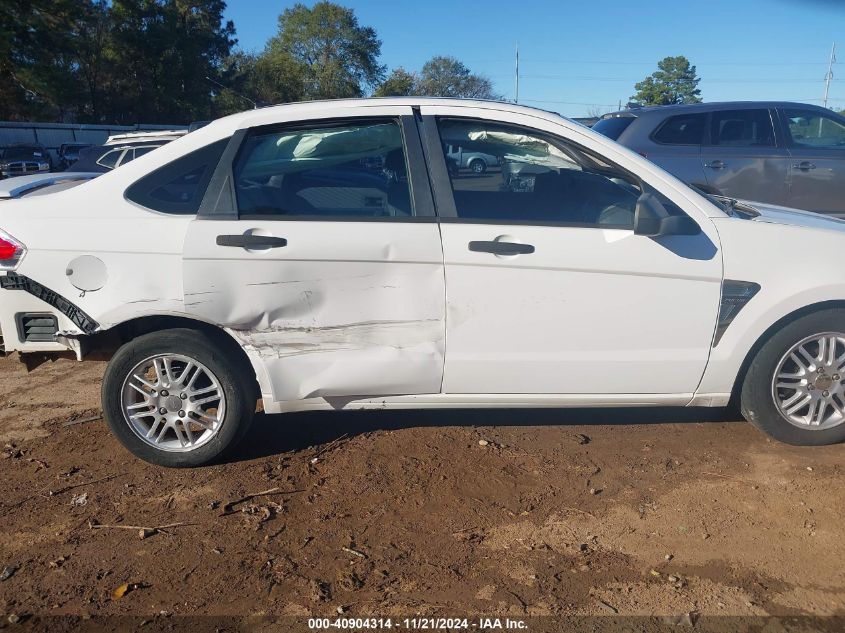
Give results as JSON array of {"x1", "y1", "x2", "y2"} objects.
[{"x1": 223, "y1": 0, "x2": 844, "y2": 117}]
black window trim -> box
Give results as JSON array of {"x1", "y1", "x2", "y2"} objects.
[
  {"x1": 648, "y1": 112, "x2": 708, "y2": 147},
  {"x1": 198, "y1": 114, "x2": 436, "y2": 223},
  {"x1": 419, "y1": 114, "x2": 680, "y2": 230}
]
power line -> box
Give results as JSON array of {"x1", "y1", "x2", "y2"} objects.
[{"x1": 518, "y1": 74, "x2": 843, "y2": 84}]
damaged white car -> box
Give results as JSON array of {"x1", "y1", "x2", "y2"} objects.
[{"x1": 2, "y1": 98, "x2": 845, "y2": 467}]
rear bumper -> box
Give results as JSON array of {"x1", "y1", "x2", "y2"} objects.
[{"x1": 0, "y1": 274, "x2": 97, "y2": 355}]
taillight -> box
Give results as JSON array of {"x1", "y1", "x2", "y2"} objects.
[{"x1": 0, "y1": 229, "x2": 25, "y2": 270}]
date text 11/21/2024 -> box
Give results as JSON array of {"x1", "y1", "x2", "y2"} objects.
[{"x1": 307, "y1": 617, "x2": 528, "y2": 630}]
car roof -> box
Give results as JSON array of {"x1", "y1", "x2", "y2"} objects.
[
  {"x1": 600, "y1": 101, "x2": 832, "y2": 118},
  {"x1": 211, "y1": 97, "x2": 567, "y2": 128}
]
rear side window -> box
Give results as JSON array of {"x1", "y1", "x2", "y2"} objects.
[
  {"x1": 125, "y1": 138, "x2": 229, "y2": 214},
  {"x1": 97, "y1": 149, "x2": 122, "y2": 169},
  {"x1": 709, "y1": 109, "x2": 775, "y2": 147},
  {"x1": 652, "y1": 114, "x2": 706, "y2": 145},
  {"x1": 592, "y1": 116, "x2": 635, "y2": 141},
  {"x1": 233, "y1": 120, "x2": 413, "y2": 218}
]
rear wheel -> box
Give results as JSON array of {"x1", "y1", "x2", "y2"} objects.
[
  {"x1": 102, "y1": 328, "x2": 256, "y2": 467},
  {"x1": 741, "y1": 310, "x2": 845, "y2": 446}
]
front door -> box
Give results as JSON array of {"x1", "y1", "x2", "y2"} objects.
[
  {"x1": 182, "y1": 113, "x2": 446, "y2": 403},
  {"x1": 421, "y1": 111, "x2": 722, "y2": 397},
  {"x1": 700, "y1": 108, "x2": 791, "y2": 205},
  {"x1": 779, "y1": 107, "x2": 845, "y2": 216}
]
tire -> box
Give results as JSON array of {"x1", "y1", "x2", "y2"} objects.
[
  {"x1": 469, "y1": 159, "x2": 487, "y2": 174},
  {"x1": 740, "y1": 309, "x2": 845, "y2": 446},
  {"x1": 102, "y1": 328, "x2": 256, "y2": 467}
]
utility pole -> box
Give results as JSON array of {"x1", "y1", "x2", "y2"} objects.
[
  {"x1": 823, "y1": 42, "x2": 836, "y2": 109},
  {"x1": 515, "y1": 42, "x2": 520, "y2": 104}
]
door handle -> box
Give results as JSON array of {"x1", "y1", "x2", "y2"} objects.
[
  {"x1": 216, "y1": 234, "x2": 288, "y2": 248},
  {"x1": 469, "y1": 240, "x2": 535, "y2": 255},
  {"x1": 792, "y1": 161, "x2": 816, "y2": 171},
  {"x1": 704, "y1": 160, "x2": 726, "y2": 170}
]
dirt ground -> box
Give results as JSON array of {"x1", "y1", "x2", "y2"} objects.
[{"x1": 1, "y1": 353, "x2": 844, "y2": 625}]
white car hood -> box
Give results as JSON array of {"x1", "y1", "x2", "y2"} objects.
[{"x1": 737, "y1": 199, "x2": 845, "y2": 232}]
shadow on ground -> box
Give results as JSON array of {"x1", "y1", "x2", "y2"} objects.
[{"x1": 229, "y1": 405, "x2": 741, "y2": 462}]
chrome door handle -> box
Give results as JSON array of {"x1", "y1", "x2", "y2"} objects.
[
  {"x1": 704, "y1": 160, "x2": 726, "y2": 170},
  {"x1": 792, "y1": 161, "x2": 816, "y2": 171}
]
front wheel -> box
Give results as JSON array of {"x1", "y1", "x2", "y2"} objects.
[
  {"x1": 102, "y1": 328, "x2": 256, "y2": 467},
  {"x1": 741, "y1": 310, "x2": 845, "y2": 446}
]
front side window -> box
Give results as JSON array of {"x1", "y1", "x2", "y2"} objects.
[
  {"x1": 234, "y1": 120, "x2": 413, "y2": 218},
  {"x1": 125, "y1": 138, "x2": 229, "y2": 214},
  {"x1": 652, "y1": 114, "x2": 706, "y2": 145},
  {"x1": 709, "y1": 109, "x2": 775, "y2": 147},
  {"x1": 436, "y1": 118, "x2": 643, "y2": 228},
  {"x1": 783, "y1": 109, "x2": 845, "y2": 149}
]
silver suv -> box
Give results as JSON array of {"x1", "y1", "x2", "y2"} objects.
[{"x1": 594, "y1": 102, "x2": 845, "y2": 216}]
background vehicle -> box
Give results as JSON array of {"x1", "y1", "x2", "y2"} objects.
[
  {"x1": 56, "y1": 143, "x2": 92, "y2": 171},
  {"x1": 76, "y1": 130, "x2": 186, "y2": 173},
  {"x1": 445, "y1": 143, "x2": 499, "y2": 173},
  {"x1": 594, "y1": 102, "x2": 845, "y2": 216},
  {"x1": 0, "y1": 143, "x2": 52, "y2": 179},
  {"x1": 3, "y1": 98, "x2": 845, "y2": 468}
]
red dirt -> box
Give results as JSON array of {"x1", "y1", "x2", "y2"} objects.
[{"x1": 1, "y1": 353, "x2": 844, "y2": 623}]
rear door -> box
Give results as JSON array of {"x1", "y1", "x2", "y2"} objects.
[
  {"x1": 700, "y1": 108, "x2": 791, "y2": 204},
  {"x1": 779, "y1": 107, "x2": 845, "y2": 216},
  {"x1": 181, "y1": 108, "x2": 446, "y2": 404}
]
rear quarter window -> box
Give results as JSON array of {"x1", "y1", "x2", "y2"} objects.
[{"x1": 125, "y1": 138, "x2": 230, "y2": 215}]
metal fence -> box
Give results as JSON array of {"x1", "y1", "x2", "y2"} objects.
[{"x1": 0, "y1": 121, "x2": 187, "y2": 162}]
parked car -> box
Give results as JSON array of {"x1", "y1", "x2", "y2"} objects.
[
  {"x1": 69, "y1": 140, "x2": 174, "y2": 173},
  {"x1": 105, "y1": 130, "x2": 187, "y2": 146},
  {"x1": 0, "y1": 143, "x2": 52, "y2": 179},
  {"x1": 445, "y1": 143, "x2": 499, "y2": 173},
  {"x1": 4, "y1": 98, "x2": 845, "y2": 467},
  {"x1": 56, "y1": 143, "x2": 92, "y2": 171},
  {"x1": 593, "y1": 102, "x2": 845, "y2": 216}
]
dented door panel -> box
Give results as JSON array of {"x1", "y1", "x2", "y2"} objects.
[{"x1": 182, "y1": 220, "x2": 446, "y2": 402}]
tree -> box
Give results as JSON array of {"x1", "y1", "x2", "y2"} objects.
[
  {"x1": 416, "y1": 56, "x2": 497, "y2": 99},
  {"x1": 0, "y1": 0, "x2": 97, "y2": 121},
  {"x1": 263, "y1": 1, "x2": 384, "y2": 100},
  {"x1": 631, "y1": 56, "x2": 701, "y2": 106},
  {"x1": 374, "y1": 68, "x2": 416, "y2": 97},
  {"x1": 107, "y1": 0, "x2": 236, "y2": 124}
]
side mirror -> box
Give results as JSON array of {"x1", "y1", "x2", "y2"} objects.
[{"x1": 634, "y1": 193, "x2": 700, "y2": 237}]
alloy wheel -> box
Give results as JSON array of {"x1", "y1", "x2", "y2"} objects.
[
  {"x1": 120, "y1": 354, "x2": 226, "y2": 452},
  {"x1": 771, "y1": 332, "x2": 845, "y2": 430}
]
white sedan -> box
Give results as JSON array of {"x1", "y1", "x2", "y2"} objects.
[{"x1": 1, "y1": 98, "x2": 844, "y2": 467}]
